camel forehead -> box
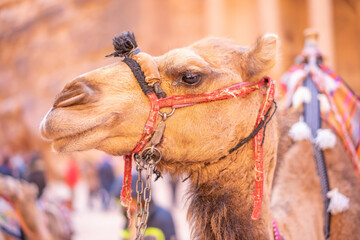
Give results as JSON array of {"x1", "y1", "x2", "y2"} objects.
[
  {"x1": 159, "y1": 48, "x2": 211, "y2": 76},
  {"x1": 158, "y1": 37, "x2": 246, "y2": 73},
  {"x1": 190, "y1": 37, "x2": 247, "y2": 60},
  {"x1": 189, "y1": 37, "x2": 243, "y2": 52}
]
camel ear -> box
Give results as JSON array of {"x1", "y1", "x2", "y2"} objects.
[{"x1": 243, "y1": 34, "x2": 278, "y2": 80}]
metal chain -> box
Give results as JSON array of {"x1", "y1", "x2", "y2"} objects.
[
  {"x1": 134, "y1": 150, "x2": 158, "y2": 240},
  {"x1": 134, "y1": 111, "x2": 172, "y2": 239},
  {"x1": 135, "y1": 165, "x2": 144, "y2": 238}
]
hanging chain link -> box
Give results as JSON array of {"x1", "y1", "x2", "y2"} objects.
[
  {"x1": 134, "y1": 148, "x2": 161, "y2": 240},
  {"x1": 135, "y1": 160, "x2": 155, "y2": 239},
  {"x1": 135, "y1": 164, "x2": 144, "y2": 238},
  {"x1": 134, "y1": 111, "x2": 173, "y2": 239}
]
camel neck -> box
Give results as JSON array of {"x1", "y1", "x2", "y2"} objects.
[{"x1": 186, "y1": 144, "x2": 275, "y2": 240}]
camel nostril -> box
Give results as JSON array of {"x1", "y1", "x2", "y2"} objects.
[
  {"x1": 54, "y1": 92, "x2": 87, "y2": 108},
  {"x1": 53, "y1": 81, "x2": 95, "y2": 108}
]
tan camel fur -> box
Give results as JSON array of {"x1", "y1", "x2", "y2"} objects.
[{"x1": 40, "y1": 35, "x2": 360, "y2": 239}]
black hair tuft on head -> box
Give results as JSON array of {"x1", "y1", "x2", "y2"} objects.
[{"x1": 105, "y1": 31, "x2": 139, "y2": 58}]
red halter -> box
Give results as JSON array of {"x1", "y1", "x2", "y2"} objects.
[{"x1": 121, "y1": 77, "x2": 275, "y2": 220}]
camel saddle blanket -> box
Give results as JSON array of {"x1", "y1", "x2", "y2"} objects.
[{"x1": 280, "y1": 60, "x2": 360, "y2": 176}]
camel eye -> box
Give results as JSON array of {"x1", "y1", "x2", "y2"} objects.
[{"x1": 181, "y1": 71, "x2": 201, "y2": 85}]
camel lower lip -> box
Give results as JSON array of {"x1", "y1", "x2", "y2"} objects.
[
  {"x1": 52, "y1": 121, "x2": 101, "y2": 143},
  {"x1": 52, "y1": 133, "x2": 87, "y2": 152},
  {"x1": 51, "y1": 129, "x2": 91, "y2": 152},
  {"x1": 51, "y1": 123, "x2": 116, "y2": 153},
  {"x1": 53, "y1": 131, "x2": 85, "y2": 142}
]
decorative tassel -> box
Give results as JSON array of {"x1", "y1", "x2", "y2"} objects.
[
  {"x1": 284, "y1": 69, "x2": 306, "y2": 93},
  {"x1": 105, "y1": 31, "x2": 140, "y2": 58},
  {"x1": 315, "y1": 129, "x2": 336, "y2": 150},
  {"x1": 289, "y1": 121, "x2": 312, "y2": 141},
  {"x1": 327, "y1": 188, "x2": 350, "y2": 214},
  {"x1": 292, "y1": 86, "x2": 311, "y2": 109},
  {"x1": 324, "y1": 74, "x2": 338, "y2": 93},
  {"x1": 317, "y1": 94, "x2": 331, "y2": 114}
]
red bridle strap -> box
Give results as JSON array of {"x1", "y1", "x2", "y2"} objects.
[
  {"x1": 121, "y1": 77, "x2": 275, "y2": 221},
  {"x1": 121, "y1": 93, "x2": 160, "y2": 214},
  {"x1": 131, "y1": 93, "x2": 160, "y2": 153},
  {"x1": 158, "y1": 79, "x2": 267, "y2": 109},
  {"x1": 251, "y1": 78, "x2": 275, "y2": 220}
]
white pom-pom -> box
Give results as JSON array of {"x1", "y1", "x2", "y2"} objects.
[
  {"x1": 286, "y1": 69, "x2": 306, "y2": 92},
  {"x1": 324, "y1": 74, "x2": 338, "y2": 93},
  {"x1": 317, "y1": 94, "x2": 331, "y2": 114},
  {"x1": 315, "y1": 129, "x2": 336, "y2": 149},
  {"x1": 292, "y1": 86, "x2": 311, "y2": 109},
  {"x1": 289, "y1": 121, "x2": 312, "y2": 141},
  {"x1": 327, "y1": 188, "x2": 349, "y2": 214}
]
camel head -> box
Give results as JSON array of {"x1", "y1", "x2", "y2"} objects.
[{"x1": 40, "y1": 34, "x2": 277, "y2": 173}]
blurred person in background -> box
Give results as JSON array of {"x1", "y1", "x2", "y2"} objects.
[
  {"x1": 24, "y1": 152, "x2": 46, "y2": 199},
  {"x1": 97, "y1": 155, "x2": 115, "y2": 211},
  {"x1": 0, "y1": 155, "x2": 13, "y2": 177},
  {"x1": 82, "y1": 160, "x2": 101, "y2": 210},
  {"x1": 111, "y1": 174, "x2": 177, "y2": 240},
  {"x1": 11, "y1": 155, "x2": 27, "y2": 179},
  {"x1": 65, "y1": 158, "x2": 80, "y2": 210}
]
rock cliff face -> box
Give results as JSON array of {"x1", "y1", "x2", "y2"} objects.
[
  {"x1": 0, "y1": 0, "x2": 136, "y2": 110},
  {"x1": 0, "y1": 0, "x2": 136, "y2": 151}
]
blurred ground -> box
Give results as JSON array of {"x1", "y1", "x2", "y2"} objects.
[
  {"x1": 72, "y1": 177, "x2": 191, "y2": 240},
  {"x1": 72, "y1": 180, "x2": 121, "y2": 240},
  {"x1": 73, "y1": 209, "x2": 121, "y2": 240}
]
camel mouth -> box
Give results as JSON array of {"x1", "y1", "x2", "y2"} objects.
[
  {"x1": 40, "y1": 115, "x2": 98, "y2": 142},
  {"x1": 42, "y1": 123, "x2": 97, "y2": 152},
  {"x1": 51, "y1": 123, "x2": 115, "y2": 153},
  {"x1": 40, "y1": 111, "x2": 122, "y2": 152}
]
